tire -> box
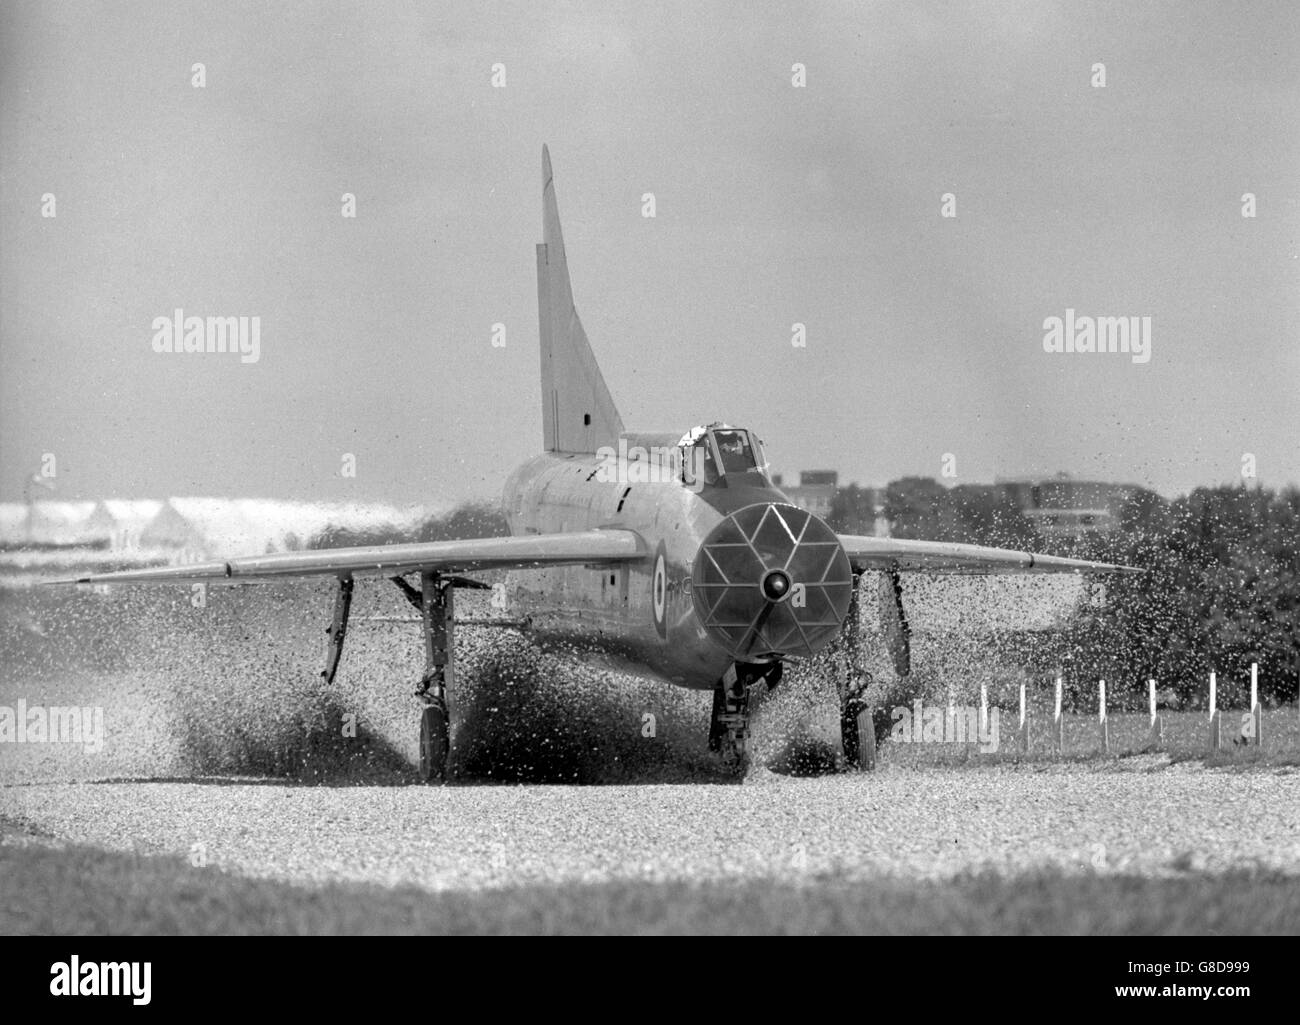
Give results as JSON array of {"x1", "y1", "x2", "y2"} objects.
[
  {"x1": 419, "y1": 701, "x2": 450, "y2": 782},
  {"x1": 707, "y1": 685, "x2": 725, "y2": 752},
  {"x1": 840, "y1": 698, "x2": 875, "y2": 770}
]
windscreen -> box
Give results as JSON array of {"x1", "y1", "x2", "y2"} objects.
[{"x1": 712, "y1": 429, "x2": 757, "y2": 475}]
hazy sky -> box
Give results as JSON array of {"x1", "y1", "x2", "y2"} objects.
[{"x1": 2, "y1": 0, "x2": 1297, "y2": 504}]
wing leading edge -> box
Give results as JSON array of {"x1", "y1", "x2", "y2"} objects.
[
  {"x1": 836, "y1": 534, "x2": 1139, "y2": 576},
  {"x1": 50, "y1": 529, "x2": 647, "y2": 585}
]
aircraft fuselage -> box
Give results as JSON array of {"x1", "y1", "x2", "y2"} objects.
[{"x1": 502, "y1": 429, "x2": 853, "y2": 690}]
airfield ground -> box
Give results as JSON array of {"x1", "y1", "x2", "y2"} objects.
[
  {"x1": 3, "y1": 762, "x2": 1300, "y2": 934},
  {"x1": 1, "y1": 579, "x2": 1297, "y2": 934}
]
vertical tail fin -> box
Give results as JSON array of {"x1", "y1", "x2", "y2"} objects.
[{"x1": 537, "y1": 145, "x2": 624, "y2": 453}]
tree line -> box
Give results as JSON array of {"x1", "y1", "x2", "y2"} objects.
[{"x1": 832, "y1": 478, "x2": 1299, "y2": 706}]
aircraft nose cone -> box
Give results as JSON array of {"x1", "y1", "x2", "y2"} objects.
[{"x1": 691, "y1": 502, "x2": 853, "y2": 659}]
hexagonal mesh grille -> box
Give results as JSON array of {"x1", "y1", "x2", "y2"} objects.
[{"x1": 691, "y1": 503, "x2": 853, "y2": 658}]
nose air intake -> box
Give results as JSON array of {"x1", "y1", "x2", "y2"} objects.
[{"x1": 691, "y1": 503, "x2": 854, "y2": 659}]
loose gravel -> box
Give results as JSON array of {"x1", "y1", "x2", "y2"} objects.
[{"x1": 4, "y1": 764, "x2": 1297, "y2": 892}]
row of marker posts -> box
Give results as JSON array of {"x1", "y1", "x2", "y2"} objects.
[
  {"x1": 862, "y1": 665, "x2": 1267, "y2": 760},
  {"x1": 1025, "y1": 663, "x2": 1266, "y2": 755},
  {"x1": 974, "y1": 682, "x2": 1029, "y2": 752}
]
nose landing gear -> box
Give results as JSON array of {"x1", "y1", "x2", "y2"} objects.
[{"x1": 708, "y1": 661, "x2": 782, "y2": 771}]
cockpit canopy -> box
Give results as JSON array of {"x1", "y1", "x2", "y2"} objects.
[{"x1": 678, "y1": 423, "x2": 768, "y2": 487}]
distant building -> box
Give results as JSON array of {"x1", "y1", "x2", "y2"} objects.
[
  {"x1": 773, "y1": 472, "x2": 889, "y2": 534},
  {"x1": 995, "y1": 474, "x2": 1142, "y2": 538},
  {"x1": 137, "y1": 498, "x2": 438, "y2": 560},
  {"x1": 0, "y1": 497, "x2": 441, "y2": 561},
  {"x1": 96, "y1": 500, "x2": 163, "y2": 550},
  {"x1": 781, "y1": 470, "x2": 839, "y2": 519},
  {"x1": 774, "y1": 468, "x2": 1145, "y2": 540},
  {"x1": 137, "y1": 499, "x2": 212, "y2": 560},
  {"x1": 0, "y1": 501, "x2": 98, "y2": 547},
  {"x1": 0, "y1": 501, "x2": 167, "y2": 551},
  {"x1": 0, "y1": 504, "x2": 26, "y2": 546}
]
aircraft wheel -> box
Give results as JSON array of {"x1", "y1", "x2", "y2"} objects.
[
  {"x1": 419, "y1": 701, "x2": 450, "y2": 782},
  {"x1": 707, "y1": 685, "x2": 725, "y2": 752},
  {"x1": 722, "y1": 732, "x2": 749, "y2": 774},
  {"x1": 840, "y1": 697, "x2": 875, "y2": 770}
]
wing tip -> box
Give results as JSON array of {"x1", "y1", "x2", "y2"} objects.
[{"x1": 1080, "y1": 562, "x2": 1144, "y2": 575}]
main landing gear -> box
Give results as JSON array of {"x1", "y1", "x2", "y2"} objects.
[
  {"x1": 837, "y1": 573, "x2": 876, "y2": 770},
  {"x1": 393, "y1": 572, "x2": 455, "y2": 782},
  {"x1": 708, "y1": 661, "x2": 782, "y2": 770},
  {"x1": 322, "y1": 572, "x2": 529, "y2": 784}
]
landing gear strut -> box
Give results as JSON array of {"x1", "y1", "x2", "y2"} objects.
[
  {"x1": 709, "y1": 665, "x2": 752, "y2": 769},
  {"x1": 838, "y1": 573, "x2": 876, "y2": 770},
  {"x1": 396, "y1": 571, "x2": 455, "y2": 783},
  {"x1": 419, "y1": 702, "x2": 449, "y2": 782},
  {"x1": 708, "y1": 662, "x2": 780, "y2": 770}
]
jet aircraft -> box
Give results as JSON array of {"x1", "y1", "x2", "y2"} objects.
[{"x1": 58, "y1": 147, "x2": 1134, "y2": 779}]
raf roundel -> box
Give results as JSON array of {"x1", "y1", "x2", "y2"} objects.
[{"x1": 651, "y1": 543, "x2": 668, "y2": 638}]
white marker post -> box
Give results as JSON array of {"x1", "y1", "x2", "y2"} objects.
[
  {"x1": 979, "y1": 682, "x2": 989, "y2": 742},
  {"x1": 1053, "y1": 676, "x2": 1064, "y2": 754},
  {"x1": 1098, "y1": 678, "x2": 1110, "y2": 754},
  {"x1": 1250, "y1": 662, "x2": 1262, "y2": 748},
  {"x1": 1147, "y1": 678, "x2": 1162, "y2": 748},
  {"x1": 1207, "y1": 671, "x2": 1221, "y2": 751},
  {"x1": 1018, "y1": 681, "x2": 1029, "y2": 754}
]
